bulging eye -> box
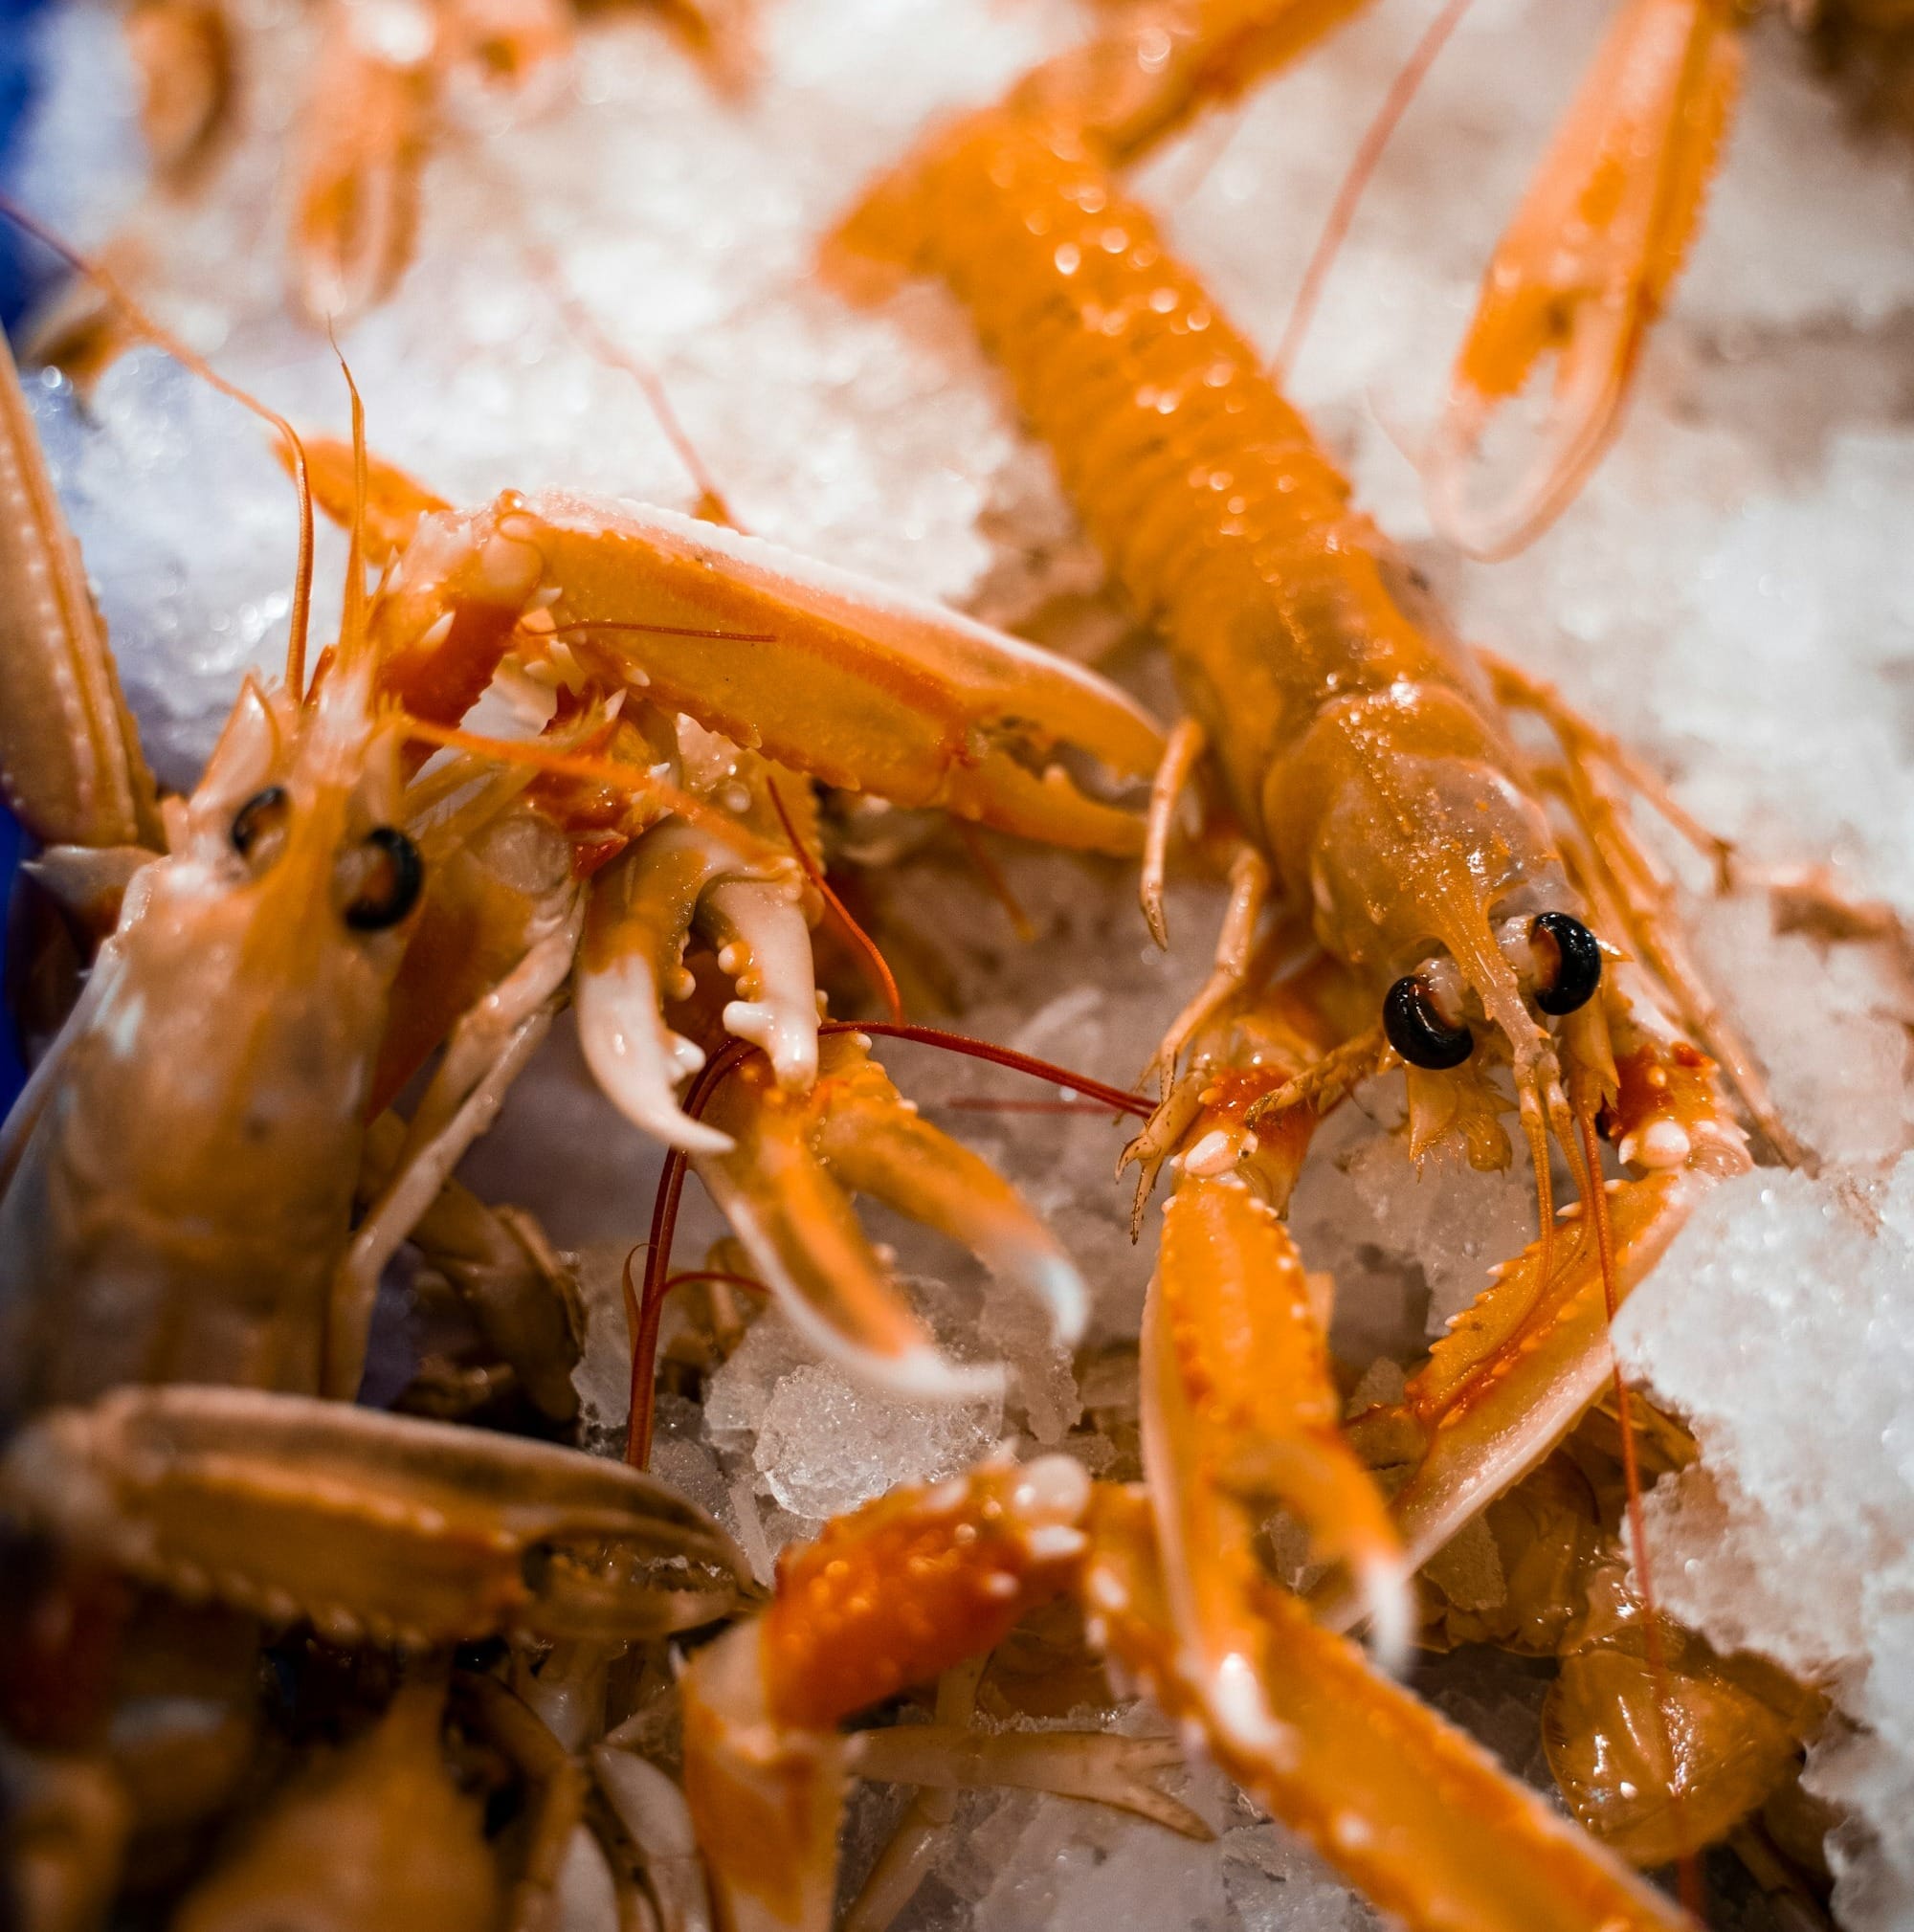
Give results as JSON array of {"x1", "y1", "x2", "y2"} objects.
[
  {"x1": 1383, "y1": 974, "x2": 1474, "y2": 1071},
  {"x1": 230, "y1": 787, "x2": 290, "y2": 869},
  {"x1": 338, "y1": 827, "x2": 424, "y2": 932},
  {"x1": 1531, "y1": 911, "x2": 1601, "y2": 1016}
]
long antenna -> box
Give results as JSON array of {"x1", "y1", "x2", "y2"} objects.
[
  {"x1": 466, "y1": 142, "x2": 743, "y2": 529},
  {"x1": 327, "y1": 326, "x2": 369, "y2": 666},
  {"x1": 1273, "y1": 0, "x2": 1475, "y2": 381}
]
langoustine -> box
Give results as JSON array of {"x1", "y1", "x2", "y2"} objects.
[
  {"x1": 100, "y1": 0, "x2": 755, "y2": 331},
  {"x1": 1033, "y1": 0, "x2": 1876, "y2": 556},
  {"x1": 0, "y1": 7, "x2": 1900, "y2": 1923},
  {"x1": 0, "y1": 193, "x2": 1169, "y2": 1427},
  {"x1": 298, "y1": 437, "x2": 1161, "y2": 1397},
  {"x1": 0, "y1": 298, "x2": 760, "y2": 1924},
  {"x1": 0, "y1": 225, "x2": 1170, "y2": 1926},
  {"x1": 801, "y1": 7, "x2": 1857, "y2": 1921},
  {"x1": 680, "y1": 1455, "x2": 1697, "y2": 1932},
  {"x1": 0, "y1": 291, "x2": 598, "y2": 1429}
]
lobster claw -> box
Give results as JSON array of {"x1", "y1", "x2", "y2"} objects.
[
  {"x1": 0, "y1": 331, "x2": 163, "y2": 852},
  {"x1": 1379, "y1": 1166, "x2": 1709, "y2": 1577},
  {"x1": 371, "y1": 492, "x2": 1163, "y2": 855},
  {"x1": 291, "y1": 10, "x2": 430, "y2": 326},
  {"x1": 681, "y1": 1455, "x2": 1094, "y2": 1932},
  {"x1": 1150, "y1": 1173, "x2": 1411, "y2": 1673},
  {"x1": 0, "y1": 1387, "x2": 746, "y2": 1649},
  {"x1": 1081, "y1": 1487, "x2": 1689, "y2": 1932},
  {"x1": 694, "y1": 1031, "x2": 1087, "y2": 1399},
  {"x1": 1425, "y1": 0, "x2": 1742, "y2": 559},
  {"x1": 576, "y1": 820, "x2": 818, "y2": 1156}
]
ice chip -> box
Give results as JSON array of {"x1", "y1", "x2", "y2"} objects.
[{"x1": 753, "y1": 1361, "x2": 1002, "y2": 1521}]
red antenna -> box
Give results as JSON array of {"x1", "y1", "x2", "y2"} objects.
[
  {"x1": 767, "y1": 776, "x2": 904, "y2": 1027},
  {"x1": 624, "y1": 1022, "x2": 1149, "y2": 1466}
]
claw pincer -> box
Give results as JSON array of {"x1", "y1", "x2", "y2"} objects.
[
  {"x1": 681, "y1": 1456, "x2": 1092, "y2": 1932},
  {"x1": 1, "y1": 1388, "x2": 746, "y2": 1650},
  {"x1": 365, "y1": 486, "x2": 1144, "y2": 1394},
  {"x1": 374, "y1": 490, "x2": 1163, "y2": 851},
  {"x1": 697, "y1": 1030, "x2": 1086, "y2": 1396},
  {"x1": 682, "y1": 1461, "x2": 1689, "y2": 1932}
]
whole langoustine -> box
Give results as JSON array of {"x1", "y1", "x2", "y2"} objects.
[{"x1": 807, "y1": 18, "x2": 1824, "y2": 1925}]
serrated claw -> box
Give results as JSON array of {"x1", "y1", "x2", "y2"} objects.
[
  {"x1": 0, "y1": 331, "x2": 162, "y2": 851},
  {"x1": 1426, "y1": 0, "x2": 1742, "y2": 558},
  {"x1": 706, "y1": 874, "x2": 819, "y2": 1093},
  {"x1": 1148, "y1": 1172, "x2": 1411, "y2": 1675},
  {"x1": 576, "y1": 944, "x2": 729, "y2": 1154},
  {"x1": 1083, "y1": 1487, "x2": 1689, "y2": 1932},
  {"x1": 578, "y1": 821, "x2": 814, "y2": 1155},
  {"x1": 1364, "y1": 1039, "x2": 1750, "y2": 1588},
  {"x1": 809, "y1": 1049, "x2": 1086, "y2": 1348},
  {"x1": 681, "y1": 1457, "x2": 1092, "y2": 1932},
  {"x1": 1382, "y1": 1167, "x2": 1708, "y2": 1581},
  {"x1": 383, "y1": 493, "x2": 1162, "y2": 855},
  {"x1": 1, "y1": 1388, "x2": 746, "y2": 1650},
  {"x1": 696, "y1": 1032, "x2": 1084, "y2": 1397}
]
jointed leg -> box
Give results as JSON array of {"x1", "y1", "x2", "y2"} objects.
[
  {"x1": 1485, "y1": 646, "x2": 1809, "y2": 1166},
  {"x1": 358, "y1": 1115, "x2": 583, "y2": 1424},
  {"x1": 1481, "y1": 650, "x2": 1731, "y2": 884},
  {"x1": 1122, "y1": 944, "x2": 1362, "y2": 1228},
  {"x1": 842, "y1": 1652, "x2": 1208, "y2": 1932},
  {"x1": 1141, "y1": 844, "x2": 1269, "y2": 1096},
  {"x1": 840, "y1": 1659, "x2": 983, "y2": 1932},
  {"x1": 326, "y1": 893, "x2": 585, "y2": 1399},
  {"x1": 1140, "y1": 715, "x2": 1207, "y2": 948}
]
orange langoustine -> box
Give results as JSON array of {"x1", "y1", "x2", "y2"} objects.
[
  {"x1": 642, "y1": 6, "x2": 1869, "y2": 1926},
  {"x1": 0, "y1": 209, "x2": 1177, "y2": 1924}
]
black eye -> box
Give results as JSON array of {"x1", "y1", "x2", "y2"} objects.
[
  {"x1": 231, "y1": 787, "x2": 289, "y2": 866},
  {"x1": 1531, "y1": 911, "x2": 1601, "y2": 1016},
  {"x1": 340, "y1": 827, "x2": 423, "y2": 931},
  {"x1": 1384, "y1": 974, "x2": 1474, "y2": 1070}
]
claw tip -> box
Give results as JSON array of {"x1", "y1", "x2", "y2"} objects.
[
  {"x1": 1359, "y1": 1559, "x2": 1415, "y2": 1680},
  {"x1": 1142, "y1": 894, "x2": 1169, "y2": 949},
  {"x1": 1021, "y1": 1250, "x2": 1088, "y2": 1347},
  {"x1": 872, "y1": 1346, "x2": 1008, "y2": 1406}
]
